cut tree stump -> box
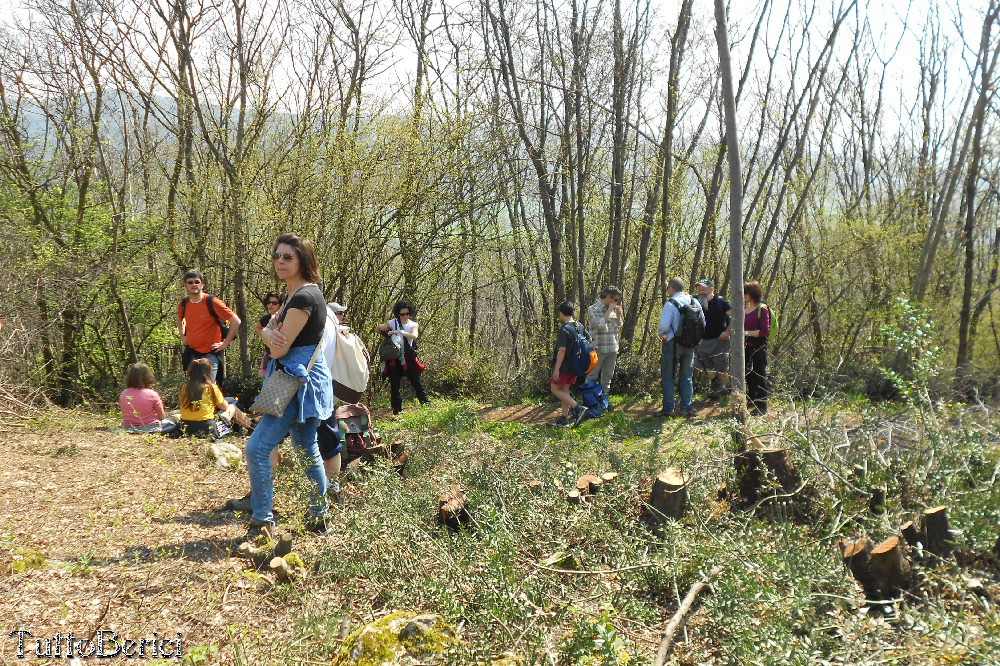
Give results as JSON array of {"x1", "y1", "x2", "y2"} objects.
[
  {"x1": 576, "y1": 474, "x2": 603, "y2": 497},
  {"x1": 922, "y1": 506, "x2": 953, "y2": 557},
  {"x1": 900, "y1": 521, "x2": 921, "y2": 548},
  {"x1": 567, "y1": 489, "x2": 582, "y2": 505},
  {"x1": 273, "y1": 533, "x2": 294, "y2": 558},
  {"x1": 734, "y1": 450, "x2": 763, "y2": 509},
  {"x1": 600, "y1": 472, "x2": 620, "y2": 485},
  {"x1": 869, "y1": 487, "x2": 887, "y2": 514},
  {"x1": 644, "y1": 468, "x2": 689, "y2": 527},
  {"x1": 760, "y1": 447, "x2": 802, "y2": 492},
  {"x1": 270, "y1": 556, "x2": 294, "y2": 583},
  {"x1": 868, "y1": 536, "x2": 913, "y2": 599},
  {"x1": 438, "y1": 487, "x2": 472, "y2": 531},
  {"x1": 839, "y1": 537, "x2": 878, "y2": 599}
]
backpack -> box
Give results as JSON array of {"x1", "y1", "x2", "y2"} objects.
[
  {"x1": 389, "y1": 318, "x2": 419, "y2": 357},
  {"x1": 323, "y1": 307, "x2": 370, "y2": 404},
  {"x1": 578, "y1": 381, "x2": 609, "y2": 419},
  {"x1": 669, "y1": 298, "x2": 705, "y2": 348},
  {"x1": 563, "y1": 322, "x2": 598, "y2": 377},
  {"x1": 336, "y1": 403, "x2": 381, "y2": 462},
  {"x1": 753, "y1": 303, "x2": 776, "y2": 343}
]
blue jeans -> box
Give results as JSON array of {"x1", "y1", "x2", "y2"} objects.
[
  {"x1": 661, "y1": 339, "x2": 695, "y2": 411},
  {"x1": 246, "y1": 392, "x2": 328, "y2": 523}
]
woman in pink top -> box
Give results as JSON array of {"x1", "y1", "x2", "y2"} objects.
[
  {"x1": 743, "y1": 280, "x2": 771, "y2": 416},
  {"x1": 119, "y1": 363, "x2": 169, "y2": 432}
]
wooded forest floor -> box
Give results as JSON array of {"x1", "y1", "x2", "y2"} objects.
[{"x1": 2, "y1": 397, "x2": 998, "y2": 665}]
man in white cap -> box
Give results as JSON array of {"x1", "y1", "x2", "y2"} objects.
[{"x1": 694, "y1": 278, "x2": 732, "y2": 399}]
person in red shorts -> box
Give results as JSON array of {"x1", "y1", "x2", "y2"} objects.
[
  {"x1": 177, "y1": 270, "x2": 241, "y2": 382},
  {"x1": 550, "y1": 300, "x2": 589, "y2": 427}
]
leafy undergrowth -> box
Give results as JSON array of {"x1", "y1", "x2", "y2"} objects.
[
  {"x1": 3, "y1": 396, "x2": 998, "y2": 665},
  {"x1": 231, "y1": 397, "x2": 1000, "y2": 665}
]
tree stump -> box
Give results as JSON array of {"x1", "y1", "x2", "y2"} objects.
[
  {"x1": 869, "y1": 537, "x2": 913, "y2": 599},
  {"x1": 576, "y1": 474, "x2": 603, "y2": 498},
  {"x1": 437, "y1": 488, "x2": 472, "y2": 531},
  {"x1": 734, "y1": 450, "x2": 763, "y2": 509},
  {"x1": 922, "y1": 506, "x2": 952, "y2": 557},
  {"x1": 839, "y1": 537, "x2": 878, "y2": 599},
  {"x1": 567, "y1": 489, "x2": 582, "y2": 505},
  {"x1": 900, "y1": 521, "x2": 921, "y2": 548},
  {"x1": 644, "y1": 468, "x2": 689, "y2": 527},
  {"x1": 270, "y1": 556, "x2": 294, "y2": 583},
  {"x1": 600, "y1": 472, "x2": 620, "y2": 485},
  {"x1": 869, "y1": 487, "x2": 886, "y2": 514},
  {"x1": 760, "y1": 447, "x2": 802, "y2": 492},
  {"x1": 273, "y1": 533, "x2": 294, "y2": 558}
]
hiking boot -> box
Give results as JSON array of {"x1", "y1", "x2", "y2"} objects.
[
  {"x1": 553, "y1": 415, "x2": 570, "y2": 427},
  {"x1": 571, "y1": 405, "x2": 587, "y2": 427},
  {"x1": 226, "y1": 492, "x2": 252, "y2": 513},
  {"x1": 653, "y1": 409, "x2": 675, "y2": 418},
  {"x1": 679, "y1": 407, "x2": 695, "y2": 418},
  {"x1": 330, "y1": 490, "x2": 345, "y2": 509},
  {"x1": 247, "y1": 518, "x2": 278, "y2": 543},
  {"x1": 302, "y1": 513, "x2": 328, "y2": 534},
  {"x1": 708, "y1": 378, "x2": 722, "y2": 399}
]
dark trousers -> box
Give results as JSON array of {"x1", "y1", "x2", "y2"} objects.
[
  {"x1": 388, "y1": 359, "x2": 428, "y2": 414},
  {"x1": 746, "y1": 343, "x2": 768, "y2": 414}
]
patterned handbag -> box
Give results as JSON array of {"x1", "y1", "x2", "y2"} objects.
[{"x1": 250, "y1": 343, "x2": 321, "y2": 418}]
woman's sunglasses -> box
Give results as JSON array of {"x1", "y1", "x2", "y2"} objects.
[
  {"x1": 272, "y1": 252, "x2": 296, "y2": 261},
  {"x1": 265, "y1": 300, "x2": 281, "y2": 306}
]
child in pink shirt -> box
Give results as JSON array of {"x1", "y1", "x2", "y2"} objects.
[{"x1": 119, "y1": 363, "x2": 169, "y2": 432}]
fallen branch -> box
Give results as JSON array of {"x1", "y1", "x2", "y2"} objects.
[{"x1": 653, "y1": 565, "x2": 724, "y2": 666}]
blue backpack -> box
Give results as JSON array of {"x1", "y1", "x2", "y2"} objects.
[
  {"x1": 563, "y1": 323, "x2": 598, "y2": 377},
  {"x1": 578, "y1": 381, "x2": 609, "y2": 419}
]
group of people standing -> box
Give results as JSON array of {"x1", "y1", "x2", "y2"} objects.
[
  {"x1": 549, "y1": 277, "x2": 772, "y2": 427},
  {"x1": 119, "y1": 232, "x2": 430, "y2": 538}
]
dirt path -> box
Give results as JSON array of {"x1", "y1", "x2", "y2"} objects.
[{"x1": 0, "y1": 423, "x2": 296, "y2": 661}]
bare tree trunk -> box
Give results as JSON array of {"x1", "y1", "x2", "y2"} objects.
[
  {"x1": 956, "y1": 2, "x2": 1000, "y2": 387},
  {"x1": 714, "y1": 0, "x2": 745, "y2": 410}
]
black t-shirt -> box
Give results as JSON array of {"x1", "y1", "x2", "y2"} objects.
[
  {"x1": 277, "y1": 285, "x2": 326, "y2": 348},
  {"x1": 704, "y1": 295, "x2": 732, "y2": 339},
  {"x1": 554, "y1": 321, "x2": 588, "y2": 373}
]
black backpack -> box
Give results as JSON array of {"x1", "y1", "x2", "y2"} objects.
[{"x1": 669, "y1": 298, "x2": 705, "y2": 348}]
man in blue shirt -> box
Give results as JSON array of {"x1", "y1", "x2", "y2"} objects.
[{"x1": 656, "y1": 277, "x2": 705, "y2": 418}]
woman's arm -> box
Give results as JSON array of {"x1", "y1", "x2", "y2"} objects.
[
  {"x1": 266, "y1": 308, "x2": 309, "y2": 359},
  {"x1": 154, "y1": 392, "x2": 166, "y2": 420}
]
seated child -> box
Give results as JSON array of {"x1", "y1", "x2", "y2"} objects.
[
  {"x1": 171, "y1": 358, "x2": 254, "y2": 438},
  {"x1": 119, "y1": 362, "x2": 173, "y2": 433}
]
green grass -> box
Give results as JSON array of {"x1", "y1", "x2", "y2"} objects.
[{"x1": 231, "y1": 397, "x2": 1000, "y2": 665}]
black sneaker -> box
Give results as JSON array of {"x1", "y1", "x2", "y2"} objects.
[
  {"x1": 303, "y1": 513, "x2": 328, "y2": 534},
  {"x1": 247, "y1": 518, "x2": 278, "y2": 543},
  {"x1": 553, "y1": 415, "x2": 569, "y2": 427},
  {"x1": 226, "y1": 492, "x2": 252, "y2": 513},
  {"x1": 679, "y1": 407, "x2": 694, "y2": 418},
  {"x1": 572, "y1": 405, "x2": 587, "y2": 427}
]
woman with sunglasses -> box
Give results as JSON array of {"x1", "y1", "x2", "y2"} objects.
[
  {"x1": 255, "y1": 291, "x2": 283, "y2": 377},
  {"x1": 242, "y1": 233, "x2": 333, "y2": 537},
  {"x1": 377, "y1": 299, "x2": 429, "y2": 415}
]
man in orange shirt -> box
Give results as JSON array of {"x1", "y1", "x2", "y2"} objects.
[{"x1": 177, "y1": 270, "x2": 241, "y2": 382}]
